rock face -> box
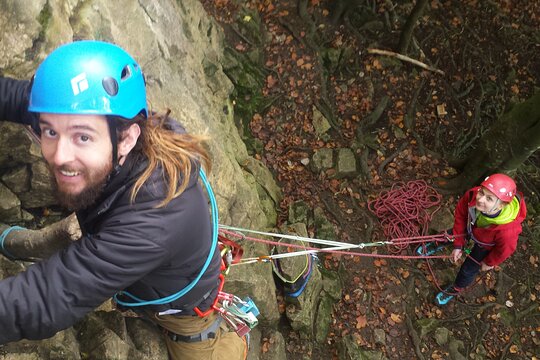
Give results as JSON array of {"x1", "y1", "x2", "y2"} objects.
[{"x1": 0, "y1": 0, "x2": 282, "y2": 358}]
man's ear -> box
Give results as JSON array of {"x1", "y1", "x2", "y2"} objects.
[{"x1": 117, "y1": 123, "x2": 141, "y2": 163}]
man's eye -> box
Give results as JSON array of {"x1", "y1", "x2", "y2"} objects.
[
  {"x1": 44, "y1": 129, "x2": 56, "y2": 137},
  {"x1": 80, "y1": 135, "x2": 90, "y2": 142}
]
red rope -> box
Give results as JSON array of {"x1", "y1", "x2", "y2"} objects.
[
  {"x1": 219, "y1": 229, "x2": 449, "y2": 260},
  {"x1": 368, "y1": 180, "x2": 442, "y2": 253},
  {"x1": 220, "y1": 229, "x2": 490, "y2": 300}
]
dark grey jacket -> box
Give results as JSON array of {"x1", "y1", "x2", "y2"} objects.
[{"x1": 0, "y1": 77, "x2": 221, "y2": 344}]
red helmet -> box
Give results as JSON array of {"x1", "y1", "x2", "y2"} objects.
[{"x1": 480, "y1": 174, "x2": 516, "y2": 202}]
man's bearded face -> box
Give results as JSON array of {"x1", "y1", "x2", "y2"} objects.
[{"x1": 39, "y1": 113, "x2": 114, "y2": 211}]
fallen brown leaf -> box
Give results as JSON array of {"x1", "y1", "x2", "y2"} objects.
[
  {"x1": 390, "y1": 313, "x2": 403, "y2": 323},
  {"x1": 356, "y1": 315, "x2": 367, "y2": 329}
]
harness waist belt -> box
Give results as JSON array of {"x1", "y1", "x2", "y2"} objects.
[
  {"x1": 157, "y1": 286, "x2": 215, "y2": 316},
  {"x1": 164, "y1": 316, "x2": 222, "y2": 343},
  {"x1": 469, "y1": 234, "x2": 495, "y2": 247}
]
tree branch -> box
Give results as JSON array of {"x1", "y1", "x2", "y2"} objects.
[{"x1": 367, "y1": 48, "x2": 445, "y2": 75}]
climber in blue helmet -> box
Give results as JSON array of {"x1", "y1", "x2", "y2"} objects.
[{"x1": 0, "y1": 40, "x2": 247, "y2": 359}]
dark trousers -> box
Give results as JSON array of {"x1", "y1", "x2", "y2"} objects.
[{"x1": 454, "y1": 244, "x2": 490, "y2": 288}]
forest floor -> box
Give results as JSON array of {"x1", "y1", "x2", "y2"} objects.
[{"x1": 201, "y1": 1, "x2": 540, "y2": 359}]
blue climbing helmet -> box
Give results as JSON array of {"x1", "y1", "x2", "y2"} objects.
[{"x1": 29, "y1": 40, "x2": 147, "y2": 119}]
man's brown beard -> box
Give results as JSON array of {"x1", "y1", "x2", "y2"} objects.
[{"x1": 51, "y1": 162, "x2": 112, "y2": 211}]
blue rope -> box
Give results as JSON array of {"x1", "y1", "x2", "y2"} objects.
[
  {"x1": 114, "y1": 168, "x2": 218, "y2": 307},
  {"x1": 0, "y1": 226, "x2": 26, "y2": 260}
]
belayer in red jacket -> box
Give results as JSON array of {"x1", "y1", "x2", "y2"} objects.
[{"x1": 435, "y1": 173, "x2": 527, "y2": 305}]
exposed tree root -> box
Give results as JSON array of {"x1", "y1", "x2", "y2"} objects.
[
  {"x1": 403, "y1": 276, "x2": 426, "y2": 360},
  {"x1": 363, "y1": 95, "x2": 389, "y2": 129},
  {"x1": 378, "y1": 142, "x2": 408, "y2": 175},
  {"x1": 469, "y1": 322, "x2": 490, "y2": 359},
  {"x1": 499, "y1": 332, "x2": 518, "y2": 360},
  {"x1": 496, "y1": 270, "x2": 517, "y2": 303},
  {"x1": 319, "y1": 192, "x2": 350, "y2": 230},
  {"x1": 442, "y1": 303, "x2": 498, "y2": 323},
  {"x1": 349, "y1": 197, "x2": 374, "y2": 241},
  {"x1": 226, "y1": 23, "x2": 255, "y2": 46},
  {"x1": 357, "y1": 147, "x2": 371, "y2": 180},
  {"x1": 397, "y1": 0, "x2": 430, "y2": 54},
  {"x1": 515, "y1": 302, "x2": 540, "y2": 322},
  {"x1": 299, "y1": 0, "x2": 345, "y2": 137}
]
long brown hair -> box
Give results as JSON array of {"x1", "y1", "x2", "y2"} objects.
[{"x1": 115, "y1": 111, "x2": 211, "y2": 207}]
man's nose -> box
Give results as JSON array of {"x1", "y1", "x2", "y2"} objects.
[{"x1": 52, "y1": 137, "x2": 76, "y2": 165}]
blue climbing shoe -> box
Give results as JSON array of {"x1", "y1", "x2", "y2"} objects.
[
  {"x1": 436, "y1": 285, "x2": 458, "y2": 305},
  {"x1": 416, "y1": 242, "x2": 445, "y2": 256}
]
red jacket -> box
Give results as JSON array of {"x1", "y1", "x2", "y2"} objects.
[{"x1": 452, "y1": 186, "x2": 527, "y2": 266}]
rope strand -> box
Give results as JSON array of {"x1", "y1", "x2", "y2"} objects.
[{"x1": 219, "y1": 228, "x2": 451, "y2": 262}]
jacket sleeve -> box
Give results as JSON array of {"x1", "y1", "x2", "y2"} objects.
[
  {"x1": 452, "y1": 189, "x2": 472, "y2": 248},
  {"x1": 0, "y1": 76, "x2": 38, "y2": 127},
  {"x1": 0, "y1": 215, "x2": 169, "y2": 344},
  {"x1": 483, "y1": 230, "x2": 519, "y2": 266}
]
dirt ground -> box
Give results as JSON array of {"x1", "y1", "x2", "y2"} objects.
[{"x1": 201, "y1": 1, "x2": 540, "y2": 359}]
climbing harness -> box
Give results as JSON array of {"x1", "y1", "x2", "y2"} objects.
[
  {"x1": 113, "y1": 169, "x2": 260, "y2": 337},
  {"x1": 164, "y1": 317, "x2": 223, "y2": 343}
]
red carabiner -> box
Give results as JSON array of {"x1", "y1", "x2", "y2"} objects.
[{"x1": 194, "y1": 273, "x2": 225, "y2": 317}]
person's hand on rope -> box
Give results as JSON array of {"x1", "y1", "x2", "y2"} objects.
[
  {"x1": 480, "y1": 262, "x2": 494, "y2": 271},
  {"x1": 451, "y1": 248, "x2": 463, "y2": 263}
]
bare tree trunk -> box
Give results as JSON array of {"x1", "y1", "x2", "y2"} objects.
[
  {"x1": 397, "y1": 0, "x2": 430, "y2": 54},
  {"x1": 330, "y1": 0, "x2": 362, "y2": 25},
  {"x1": 440, "y1": 91, "x2": 540, "y2": 192},
  {"x1": 0, "y1": 213, "x2": 81, "y2": 261}
]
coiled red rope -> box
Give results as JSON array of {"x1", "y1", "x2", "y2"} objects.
[{"x1": 368, "y1": 180, "x2": 442, "y2": 253}]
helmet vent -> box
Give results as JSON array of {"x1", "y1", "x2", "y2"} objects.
[
  {"x1": 121, "y1": 65, "x2": 132, "y2": 80},
  {"x1": 102, "y1": 77, "x2": 119, "y2": 96}
]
